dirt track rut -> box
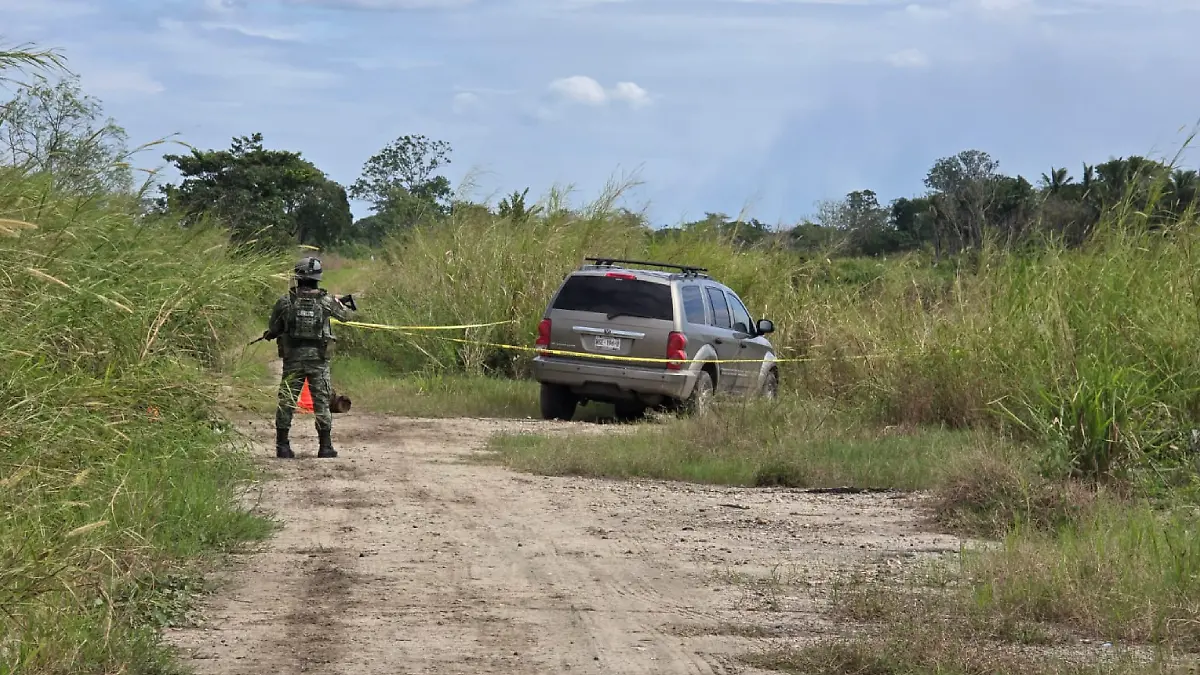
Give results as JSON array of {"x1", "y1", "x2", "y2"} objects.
[{"x1": 166, "y1": 414, "x2": 964, "y2": 674}]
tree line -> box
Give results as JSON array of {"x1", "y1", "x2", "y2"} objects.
[
  {"x1": 665, "y1": 149, "x2": 1200, "y2": 259},
  {"x1": 4, "y1": 73, "x2": 1197, "y2": 259}
]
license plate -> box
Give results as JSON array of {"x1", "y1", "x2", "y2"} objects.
[{"x1": 593, "y1": 336, "x2": 622, "y2": 352}]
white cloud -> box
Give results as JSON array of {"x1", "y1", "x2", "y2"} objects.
[
  {"x1": 452, "y1": 91, "x2": 480, "y2": 114},
  {"x1": 886, "y1": 48, "x2": 929, "y2": 68},
  {"x1": 610, "y1": 81, "x2": 651, "y2": 107},
  {"x1": 549, "y1": 75, "x2": 609, "y2": 105},
  {"x1": 199, "y1": 21, "x2": 305, "y2": 41},
  {"x1": 547, "y1": 75, "x2": 652, "y2": 108}
]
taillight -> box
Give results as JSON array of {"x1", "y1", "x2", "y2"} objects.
[
  {"x1": 535, "y1": 318, "x2": 551, "y2": 353},
  {"x1": 666, "y1": 331, "x2": 687, "y2": 370},
  {"x1": 605, "y1": 272, "x2": 636, "y2": 280}
]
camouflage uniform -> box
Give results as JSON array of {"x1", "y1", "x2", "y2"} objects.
[{"x1": 264, "y1": 257, "x2": 353, "y2": 459}]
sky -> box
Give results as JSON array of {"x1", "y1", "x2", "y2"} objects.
[{"x1": 2, "y1": 0, "x2": 1198, "y2": 226}]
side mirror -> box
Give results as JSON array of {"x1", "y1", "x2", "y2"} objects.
[{"x1": 756, "y1": 318, "x2": 775, "y2": 335}]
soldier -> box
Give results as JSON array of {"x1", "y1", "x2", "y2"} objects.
[{"x1": 261, "y1": 256, "x2": 354, "y2": 459}]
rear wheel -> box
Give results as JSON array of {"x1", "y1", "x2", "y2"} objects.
[
  {"x1": 539, "y1": 383, "x2": 577, "y2": 421},
  {"x1": 680, "y1": 370, "x2": 714, "y2": 417},
  {"x1": 613, "y1": 401, "x2": 647, "y2": 423}
]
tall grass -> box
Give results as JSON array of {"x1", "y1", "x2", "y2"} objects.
[
  {"x1": 0, "y1": 161, "x2": 281, "y2": 671},
  {"x1": 341, "y1": 172, "x2": 1200, "y2": 479}
]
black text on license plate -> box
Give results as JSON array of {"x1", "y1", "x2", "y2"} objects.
[{"x1": 593, "y1": 336, "x2": 621, "y2": 352}]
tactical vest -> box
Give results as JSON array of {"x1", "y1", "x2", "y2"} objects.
[{"x1": 288, "y1": 292, "x2": 326, "y2": 343}]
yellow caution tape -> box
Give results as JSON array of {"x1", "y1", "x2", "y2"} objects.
[
  {"x1": 436, "y1": 335, "x2": 893, "y2": 364},
  {"x1": 333, "y1": 319, "x2": 896, "y2": 365},
  {"x1": 332, "y1": 318, "x2": 515, "y2": 331}
]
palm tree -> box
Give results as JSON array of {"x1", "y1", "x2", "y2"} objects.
[
  {"x1": 1169, "y1": 169, "x2": 1199, "y2": 215},
  {"x1": 1039, "y1": 166, "x2": 1072, "y2": 194}
]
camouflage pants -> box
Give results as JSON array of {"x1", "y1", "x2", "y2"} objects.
[{"x1": 275, "y1": 359, "x2": 332, "y2": 433}]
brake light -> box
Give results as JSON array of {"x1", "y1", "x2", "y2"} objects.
[
  {"x1": 666, "y1": 331, "x2": 688, "y2": 370},
  {"x1": 605, "y1": 272, "x2": 636, "y2": 280},
  {"x1": 536, "y1": 318, "x2": 551, "y2": 353}
]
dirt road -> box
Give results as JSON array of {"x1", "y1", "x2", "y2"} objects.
[{"x1": 166, "y1": 414, "x2": 965, "y2": 674}]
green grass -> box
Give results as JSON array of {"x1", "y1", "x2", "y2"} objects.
[
  {"x1": 818, "y1": 495, "x2": 1200, "y2": 671},
  {"x1": 329, "y1": 356, "x2": 542, "y2": 417},
  {"x1": 488, "y1": 396, "x2": 995, "y2": 490},
  {"x1": 0, "y1": 162, "x2": 283, "y2": 672},
  {"x1": 965, "y1": 500, "x2": 1200, "y2": 649},
  {"x1": 743, "y1": 630, "x2": 1192, "y2": 675}
]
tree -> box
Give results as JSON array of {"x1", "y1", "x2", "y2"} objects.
[
  {"x1": 350, "y1": 134, "x2": 452, "y2": 211},
  {"x1": 889, "y1": 196, "x2": 935, "y2": 249},
  {"x1": 805, "y1": 190, "x2": 906, "y2": 256},
  {"x1": 497, "y1": 187, "x2": 543, "y2": 223},
  {"x1": 678, "y1": 212, "x2": 771, "y2": 248},
  {"x1": 294, "y1": 179, "x2": 354, "y2": 248},
  {"x1": 990, "y1": 175, "x2": 1037, "y2": 243},
  {"x1": 0, "y1": 74, "x2": 132, "y2": 195},
  {"x1": 924, "y1": 149, "x2": 1001, "y2": 253},
  {"x1": 159, "y1": 133, "x2": 352, "y2": 249},
  {"x1": 348, "y1": 134, "x2": 454, "y2": 242}
]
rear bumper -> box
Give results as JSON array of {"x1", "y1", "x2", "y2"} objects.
[{"x1": 532, "y1": 356, "x2": 697, "y2": 404}]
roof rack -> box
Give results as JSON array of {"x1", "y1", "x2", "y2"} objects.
[{"x1": 583, "y1": 257, "x2": 708, "y2": 275}]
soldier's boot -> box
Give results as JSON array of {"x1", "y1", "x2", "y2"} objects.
[
  {"x1": 317, "y1": 427, "x2": 337, "y2": 458},
  {"x1": 275, "y1": 427, "x2": 294, "y2": 459}
]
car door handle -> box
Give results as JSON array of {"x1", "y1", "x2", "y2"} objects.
[
  {"x1": 739, "y1": 343, "x2": 747, "y2": 349},
  {"x1": 714, "y1": 338, "x2": 723, "y2": 344}
]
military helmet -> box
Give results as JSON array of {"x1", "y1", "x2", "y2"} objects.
[{"x1": 294, "y1": 256, "x2": 322, "y2": 282}]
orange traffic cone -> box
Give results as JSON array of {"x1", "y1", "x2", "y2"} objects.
[{"x1": 298, "y1": 379, "x2": 314, "y2": 414}]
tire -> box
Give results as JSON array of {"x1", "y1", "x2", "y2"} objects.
[
  {"x1": 680, "y1": 370, "x2": 714, "y2": 417},
  {"x1": 761, "y1": 369, "x2": 779, "y2": 399},
  {"x1": 613, "y1": 401, "x2": 646, "y2": 423},
  {"x1": 539, "y1": 382, "x2": 577, "y2": 421}
]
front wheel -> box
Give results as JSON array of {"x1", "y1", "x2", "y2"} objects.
[
  {"x1": 760, "y1": 369, "x2": 779, "y2": 399},
  {"x1": 539, "y1": 382, "x2": 577, "y2": 421}
]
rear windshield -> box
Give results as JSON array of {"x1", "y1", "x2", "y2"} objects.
[{"x1": 551, "y1": 274, "x2": 673, "y2": 321}]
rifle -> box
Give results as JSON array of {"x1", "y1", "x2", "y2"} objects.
[{"x1": 248, "y1": 330, "x2": 276, "y2": 347}]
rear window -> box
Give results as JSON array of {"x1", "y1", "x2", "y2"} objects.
[{"x1": 551, "y1": 274, "x2": 673, "y2": 321}]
